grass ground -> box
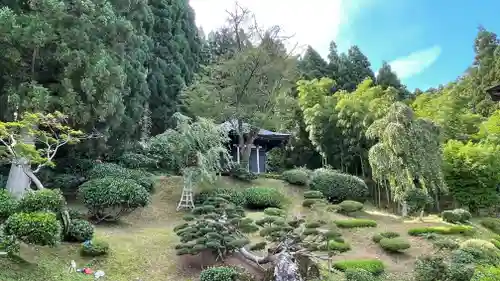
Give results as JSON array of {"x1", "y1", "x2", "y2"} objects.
[{"x1": 1, "y1": 176, "x2": 498, "y2": 281}]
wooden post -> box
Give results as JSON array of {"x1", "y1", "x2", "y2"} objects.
[{"x1": 256, "y1": 146, "x2": 260, "y2": 173}]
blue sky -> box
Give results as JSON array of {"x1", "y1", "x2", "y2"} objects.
[{"x1": 190, "y1": 0, "x2": 500, "y2": 90}]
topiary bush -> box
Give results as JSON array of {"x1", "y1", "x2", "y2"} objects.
[
  {"x1": 471, "y1": 266, "x2": 500, "y2": 281},
  {"x1": 379, "y1": 237, "x2": 411, "y2": 252},
  {"x1": 195, "y1": 187, "x2": 247, "y2": 206},
  {"x1": 332, "y1": 259, "x2": 385, "y2": 275},
  {"x1": 338, "y1": 200, "x2": 364, "y2": 214},
  {"x1": 403, "y1": 188, "x2": 433, "y2": 216},
  {"x1": 282, "y1": 168, "x2": 310, "y2": 186},
  {"x1": 80, "y1": 239, "x2": 109, "y2": 257},
  {"x1": 17, "y1": 189, "x2": 64, "y2": 213},
  {"x1": 302, "y1": 199, "x2": 323, "y2": 208},
  {"x1": 200, "y1": 266, "x2": 238, "y2": 281},
  {"x1": 117, "y1": 152, "x2": 158, "y2": 169},
  {"x1": 263, "y1": 207, "x2": 286, "y2": 217},
  {"x1": 372, "y1": 231, "x2": 400, "y2": 243},
  {"x1": 0, "y1": 226, "x2": 20, "y2": 256},
  {"x1": 4, "y1": 212, "x2": 61, "y2": 246},
  {"x1": 459, "y1": 239, "x2": 500, "y2": 264},
  {"x1": 0, "y1": 189, "x2": 17, "y2": 222},
  {"x1": 480, "y1": 218, "x2": 500, "y2": 235},
  {"x1": 442, "y1": 208, "x2": 472, "y2": 224},
  {"x1": 345, "y1": 269, "x2": 378, "y2": 281},
  {"x1": 433, "y1": 238, "x2": 460, "y2": 250},
  {"x1": 324, "y1": 240, "x2": 351, "y2": 252},
  {"x1": 414, "y1": 255, "x2": 447, "y2": 281},
  {"x1": 67, "y1": 219, "x2": 94, "y2": 242},
  {"x1": 309, "y1": 169, "x2": 368, "y2": 203},
  {"x1": 244, "y1": 187, "x2": 284, "y2": 209},
  {"x1": 408, "y1": 225, "x2": 474, "y2": 236},
  {"x1": 334, "y1": 219, "x2": 377, "y2": 228},
  {"x1": 303, "y1": 190, "x2": 323, "y2": 199},
  {"x1": 79, "y1": 177, "x2": 150, "y2": 222},
  {"x1": 230, "y1": 163, "x2": 258, "y2": 182},
  {"x1": 87, "y1": 163, "x2": 155, "y2": 192}
]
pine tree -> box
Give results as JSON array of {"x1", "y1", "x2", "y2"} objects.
[
  {"x1": 376, "y1": 61, "x2": 402, "y2": 90},
  {"x1": 299, "y1": 46, "x2": 329, "y2": 80}
]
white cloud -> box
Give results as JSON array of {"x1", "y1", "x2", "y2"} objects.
[
  {"x1": 389, "y1": 46, "x2": 442, "y2": 79},
  {"x1": 189, "y1": 0, "x2": 364, "y2": 58}
]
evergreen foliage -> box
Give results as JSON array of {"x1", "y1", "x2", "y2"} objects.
[
  {"x1": 282, "y1": 168, "x2": 310, "y2": 186},
  {"x1": 4, "y1": 211, "x2": 61, "y2": 246},
  {"x1": 309, "y1": 168, "x2": 368, "y2": 203}
]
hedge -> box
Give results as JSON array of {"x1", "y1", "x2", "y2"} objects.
[
  {"x1": 408, "y1": 225, "x2": 475, "y2": 236},
  {"x1": 333, "y1": 259, "x2": 385, "y2": 275},
  {"x1": 334, "y1": 219, "x2": 377, "y2": 228}
]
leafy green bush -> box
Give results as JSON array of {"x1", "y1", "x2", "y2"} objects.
[
  {"x1": 87, "y1": 163, "x2": 155, "y2": 192},
  {"x1": 303, "y1": 190, "x2": 324, "y2": 199},
  {"x1": 403, "y1": 188, "x2": 433, "y2": 215},
  {"x1": 472, "y1": 266, "x2": 500, "y2": 281},
  {"x1": 414, "y1": 255, "x2": 447, "y2": 281},
  {"x1": 244, "y1": 187, "x2": 284, "y2": 209},
  {"x1": 0, "y1": 189, "x2": 17, "y2": 222},
  {"x1": 480, "y1": 218, "x2": 500, "y2": 234},
  {"x1": 379, "y1": 237, "x2": 411, "y2": 252},
  {"x1": 263, "y1": 207, "x2": 286, "y2": 217},
  {"x1": 302, "y1": 199, "x2": 322, "y2": 208},
  {"x1": 345, "y1": 269, "x2": 378, "y2": 281},
  {"x1": 230, "y1": 163, "x2": 258, "y2": 182},
  {"x1": 372, "y1": 231, "x2": 400, "y2": 243},
  {"x1": 282, "y1": 168, "x2": 310, "y2": 186},
  {"x1": 0, "y1": 226, "x2": 20, "y2": 256},
  {"x1": 195, "y1": 187, "x2": 246, "y2": 206},
  {"x1": 338, "y1": 200, "x2": 364, "y2": 214},
  {"x1": 80, "y1": 239, "x2": 109, "y2": 257},
  {"x1": 447, "y1": 262, "x2": 475, "y2": 281},
  {"x1": 490, "y1": 238, "x2": 500, "y2": 250},
  {"x1": 442, "y1": 208, "x2": 472, "y2": 223},
  {"x1": 117, "y1": 152, "x2": 158, "y2": 169},
  {"x1": 17, "y1": 189, "x2": 64, "y2": 213},
  {"x1": 4, "y1": 212, "x2": 61, "y2": 246},
  {"x1": 459, "y1": 239, "x2": 500, "y2": 264},
  {"x1": 309, "y1": 169, "x2": 368, "y2": 203},
  {"x1": 79, "y1": 177, "x2": 150, "y2": 222},
  {"x1": 325, "y1": 240, "x2": 351, "y2": 252},
  {"x1": 333, "y1": 259, "x2": 384, "y2": 275},
  {"x1": 433, "y1": 238, "x2": 460, "y2": 250},
  {"x1": 67, "y1": 209, "x2": 87, "y2": 220},
  {"x1": 200, "y1": 266, "x2": 237, "y2": 281},
  {"x1": 408, "y1": 225, "x2": 474, "y2": 236},
  {"x1": 334, "y1": 219, "x2": 377, "y2": 228},
  {"x1": 67, "y1": 219, "x2": 94, "y2": 242}
]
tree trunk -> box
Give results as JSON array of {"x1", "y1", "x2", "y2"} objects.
[
  {"x1": 274, "y1": 252, "x2": 303, "y2": 281},
  {"x1": 402, "y1": 201, "x2": 408, "y2": 217},
  {"x1": 5, "y1": 128, "x2": 37, "y2": 199}
]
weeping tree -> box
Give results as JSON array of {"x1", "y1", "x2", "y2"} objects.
[
  {"x1": 366, "y1": 102, "x2": 446, "y2": 216},
  {"x1": 175, "y1": 195, "x2": 337, "y2": 281},
  {"x1": 0, "y1": 112, "x2": 91, "y2": 198},
  {"x1": 147, "y1": 113, "x2": 232, "y2": 208}
]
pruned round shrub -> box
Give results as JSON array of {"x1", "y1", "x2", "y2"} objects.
[
  {"x1": 459, "y1": 239, "x2": 500, "y2": 264},
  {"x1": 282, "y1": 168, "x2": 310, "y2": 186},
  {"x1": 414, "y1": 255, "x2": 447, "y2": 281},
  {"x1": 67, "y1": 219, "x2": 94, "y2": 242},
  {"x1": 195, "y1": 187, "x2": 246, "y2": 206},
  {"x1": 325, "y1": 240, "x2": 351, "y2": 252},
  {"x1": 80, "y1": 239, "x2": 109, "y2": 257},
  {"x1": 4, "y1": 212, "x2": 61, "y2": 246},
  {"x1": 372, "y1": 231, "x2": 400, "y2": 243},
  {"x1": 230, "y1": 163, "x2": 258, "y2": 182},
  {"x1": 309, "y1": 169, "x2": 368, "y2": 203},
  {"x1": 345, "y1": 269, "x2": 378, "y2": 281},
  {"x1": 303, "y1": 190, "x2": 323, "y2": 199},
  {"x1": 333, "y1": 259, "x2": 385, "y2": 275},
  {"x1": 334, "y1": 219, "x2": 377, "y2": 228},
  {"x1": 78, "y1": 177, "x2": 150, "y2": 222},
  {"x1": 433, "y1": 238, "x2": 460, "y2": 250},
  {"x1": 442, "y1": 208, "x2": 472, "y2": 224},
  {"x1": 117, "y1": 152, "x2": 158, "y2": 169},
  {"x1": 200, "y1": 266, "x2": 237, "y2": 281},
  {"x1": 302, "y1": 199, "x2": 321, "y2": 208},
  {"x1": 338, "y1": 200, "x2": 364, "y2": 214},
  {"x1": 379, "y1": 237, "x2": 411, "y2": 252},
  {"x1": 17, "y1": 189, "x2": 64, "y2": 213},
  {"x1": 87, "y1": 163, "x2": 154, "y2": 192},
  {"x1": 403, "y1": 188, "x2": 433, "y2": 215},
  {"x1": 244, "y1": 187, "x2": 284, "y2": 209},
  {"x1": 263, "y1": 207, "x2": 286, "y2": 217},
  {"x1": 0, "y1": 189, "x2": 17, "y2": 222}
]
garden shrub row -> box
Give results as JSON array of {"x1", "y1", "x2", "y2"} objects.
[
  {"x1": 196, "y1": 186, "x2": 285, "y2": 210},
  {"x1": 338, "y1": 200, "x2": 364, "y2": 214},
  {"x1": 334, "y1": 219, "x2": 377, "y2": 228},
  {"x1": 408, "y1": 225, "x2": 475, "y2": 236}
]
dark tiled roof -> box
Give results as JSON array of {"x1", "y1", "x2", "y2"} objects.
[{"x1": 220, "y1": 121, "x2": 290, "y2": 137}]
